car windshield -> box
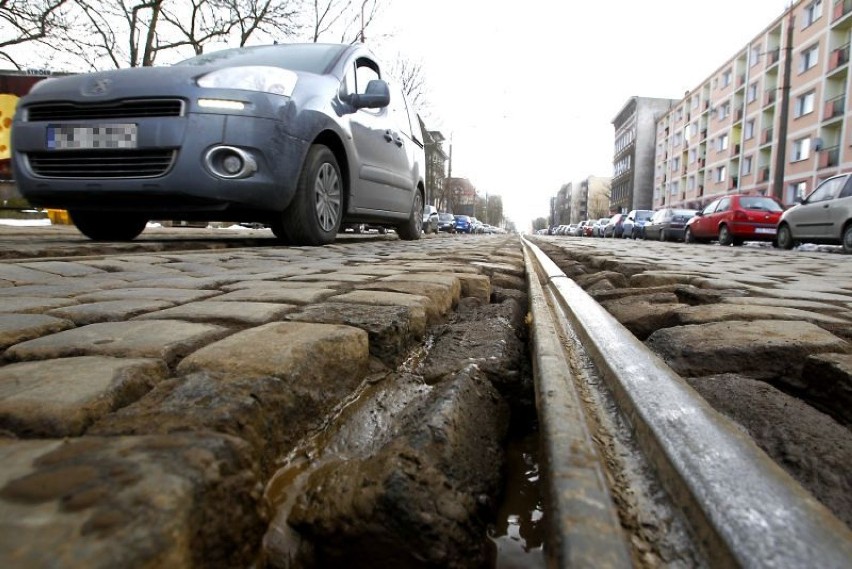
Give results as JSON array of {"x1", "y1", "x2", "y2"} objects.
[
  {"x1": 673, "y1": 209, "x2": 697, "y2": 217},
  {"x1": 636, "y1": 211, "x2": 653, "y2": 221},
  {"x1": 439, "y1": 213, "x2": 454, "y2": 221},
  {"x1": 739, "y1": 197, "x2": 783, "y2": 212},
  {"x1": 176, "y1": 43, "x2": 347, "y2": 74}
]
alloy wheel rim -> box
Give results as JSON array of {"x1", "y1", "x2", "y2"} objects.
[{"x1": 314, "y1": 162, "x2": 341, "y2": 232}]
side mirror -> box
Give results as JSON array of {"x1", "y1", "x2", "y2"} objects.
[
  {"x1": 349, "y1": 79, "x2": 390, "y2": 109},
  {"x1": 695, "y1": 211, "x2": 704, "y2": 217}
]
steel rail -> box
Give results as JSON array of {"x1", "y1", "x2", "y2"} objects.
[{"x1": 522, "y1": 236, "x2": 852, "y2": 568}]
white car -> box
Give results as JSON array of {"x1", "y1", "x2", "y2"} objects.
[{"x1": 776, "y1": 173, "x2": 852, "y2": 253}]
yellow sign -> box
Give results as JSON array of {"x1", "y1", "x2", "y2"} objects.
[{"x1": 0, "y1": 93, "x2": 18, "y2": 160}]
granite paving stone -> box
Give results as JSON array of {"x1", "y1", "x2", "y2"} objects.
[
  {"x1": 0, "y1": 314, "x2": 76, "y2": 351},
  {"x1": 177, "y1": 322, "x2": 368, "y2": 397},
  {"x1": 0, "y1": 264, "x2": 59, "y2": 285},
  {"x1": 0, "y1": 296, "x2": 79, "y2": 314},
  {"x1": 379, "y1": 273, "x2": 462, "y2": 303},
  {"x1": 47, "y1": 300, "x2": 177, "y2": 325},
  {"x1": 357, "y1": 280, "x2": 456, "y2": 316},
  {"x1": 329, "y1": 290, "x2": 440, "y2": 323},
  {"x1": 73, "y1": 287, "x2": 222, "y2": 304},
  {"x1": 15, "y1": 261, "x2": 107, "y2": 277},
  {"x1": 133, "y1": 300, "x2": 297, "y2": 326},
  {"x1": 0, "y1": 283, "x2": 93, "y2": 298},
  {"x1": 220, "y1": 280, "x2": 347, "y2": 292},
  {"x1": 5, "y1": 320, "x2": 230, "y2": 366},
  {"x1": 213, "y1": 287, "x2": 336, "y2": 304},
  {"x1": 0, "y1": 356, "x2": 168, "y2": 436}
]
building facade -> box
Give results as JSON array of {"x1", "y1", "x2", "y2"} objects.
[
  {"x1": 611, "y1": 97, "x2": 678, "y2": 213},
  {"x1": 653, "y1": 0, "x2": 852, "y2": 210}
]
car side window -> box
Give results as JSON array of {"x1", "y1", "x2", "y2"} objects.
[
  {"x1": 388, "y1": 84, "x2": 412, "y2": 139},
  {"x1": 716, "y1": 198, "x2": 730, "y2": 212},
  {"x1": 840, "y1": 177, "x2": 852, "y2": 199},
  {"x1": 807, "y1": 178, "x2": 843, "y2": 203},
  {"x1": 702, "y1": 199, "x2": 719, "y2": 215}
]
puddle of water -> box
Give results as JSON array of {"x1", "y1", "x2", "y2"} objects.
[{"x1": 487, "y1": 422, "x2": 546, "y2": 569}]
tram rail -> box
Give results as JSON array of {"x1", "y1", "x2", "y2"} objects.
[{"x1": 522, "y1": 236, "x2": 852, "y2": 568}]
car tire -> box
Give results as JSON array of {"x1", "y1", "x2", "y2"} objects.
[
  {"x1": 776, "y1": 223, "x2": 795, "y2": 250},
  {"x1": 684, "y1": 227, "x2": 695, "y2": 244},
  {"x1": 841, "y1": 223, "x2": 852, "y2": 254},
  {"x1": 378, "y1": 227, "x2": 388, "y2": 235},
  {"x1": 273, "y1": 144, "x2": 342, "y2": 246},
  {"x1": 659, "y1": 229, "x2": 666, "y2": 242},
  {"x1": 69, "y1": 210, "x2": 147, "y2": 241},
  {"x1": 719, "y1": 225, "x2": 733, "y2": 246},
  {"x1": 396, "y1": 190, "x2": 423, "y2": 241}
]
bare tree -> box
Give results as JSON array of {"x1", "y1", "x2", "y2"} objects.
[
  {"x1": 389, "y1": 56, "x2": 428, "y2": 114},
  {"x1": 219, "y1": 0, "x2": 300, "y2": 47},
  {"x1": 306, "y1": 0, "x2": 382, "y2": 44},
  {"x1": 0, "y1": 0, "x2": 72, "y2": 69}
]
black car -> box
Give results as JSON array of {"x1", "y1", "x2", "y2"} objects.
[
  {"x1": 437, "y1": 212, "x2": 456, "y2": 233},
  {"x1": 11, "y1": 43, "x2": 426, "y2": 245},
  {"x1": 643, "y1": 208, "x2": 699, "y2": 241}
]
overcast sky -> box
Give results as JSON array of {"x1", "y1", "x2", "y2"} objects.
[{"x1": 369, "y1": 0, "x2": 794, "y2": 230}]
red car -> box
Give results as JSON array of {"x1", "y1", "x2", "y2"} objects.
[{"x1": 685, "y1": 194, "x2": 784, "y2": 246}]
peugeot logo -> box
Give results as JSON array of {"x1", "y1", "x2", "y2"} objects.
[{"x1": 82, "y1": 78, "x2": 112, "y2": 96}]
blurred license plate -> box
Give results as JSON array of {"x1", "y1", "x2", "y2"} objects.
[
  {"x1": 755, "y1": 227, "x2": 776, "y2": 234},
  {"x1": 47, "y1": 124, "x2": 137, "y2": 150}
]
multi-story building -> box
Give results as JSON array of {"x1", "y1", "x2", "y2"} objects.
[
  {"x1": 611, "y1": 97, "x2": 678, "y2": 213},
  {"x1": 653, "y1": 0, "x2": 852, "y2": 210},
  {"x1": 551, "y1": 183, "x2": 572, "y2": 226}
]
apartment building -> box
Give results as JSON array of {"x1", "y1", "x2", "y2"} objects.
[
  {"x1": 653, "y1": 0, "x2": 852, "y2": 209},
  {"x1": 611, "y1": 97, "x2": 678, "y2": 212}
]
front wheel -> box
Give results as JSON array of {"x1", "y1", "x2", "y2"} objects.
[
  {"x1": 69, "y1": 211, "x2": 147, "y2": 241},
  {"x1": 718, "y1": 225, "x2": 734, "y2": 246},
  {"x1": 658, "y1": 229, "x2": 667, "y2": 242},
  {"x1": 684, "y1": 227, "x2": 696, "y2": 244},
  {"x1": 841, "y1": 224, "x2": 852, "y2": 254},
  {"x1": 273, "y1": 144, "x2": 342, "y2": 246},
  {"x1": 396, "y1": 190, "x2": 423, "y2": 241},
  {"x1": 776, "y1": 224, "x2": 795, "y2": 250}
]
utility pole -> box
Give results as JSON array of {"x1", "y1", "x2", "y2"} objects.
[
  {"x1": 360, "y1": 1, "x2": 366, "y2": 43},
  {"x1": 773, "y1": 8, "x2": 794, "y2": 202}
]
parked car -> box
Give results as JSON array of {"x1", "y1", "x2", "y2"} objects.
[
  {"x1": 685, "y1": 194, "x2": 784, "y2": 245},
  {"x1": 422, "y1": 205, "x2": 439, "y2": 234},
  {"x1": 603, "y1": 213, "x2": 625, "y2": 238},
  {"x1": 591, "y1": 217, "x2": 610, "y2": 237},
  {"x1": 437, "y1": 212, "x2": 456, "y2": 233},
  {"x1": 622, "y1": 209, "x2": 654, "y2": 239},
  {"x1": 469, "y1": 217, "x2": 484, "y2": 233},
  {"x1": 11, "y1": 42, "x2": 426, "y2": 245},
  {"x1": 454, "y1": 214, "x2": 473, "y2": 233},
  {"x1": 776, "y1": 173, "x2": 852, "y2": 253},
  {"x1": 574, "y1": 220, "x2": 589, "y2": 236},
  {"x1": 643, "y1": 208, "x2": 699, "y2": 241},
  {"x1": 582, "y1": 220, "x2": 596, "y2": 237}
]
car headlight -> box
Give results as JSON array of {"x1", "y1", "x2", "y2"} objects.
[{"x1": 197, "y1": 66, "x2": 298, "y2": 96}]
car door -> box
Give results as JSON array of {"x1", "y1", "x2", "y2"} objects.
[
  {"x1": 692, "y1": 199, "x2": 720, "y2": 238},
  {"x1": 343, "y1": 57, "x2": 407, "y2": 213},
  {"x1": 790, "y1": 176, "x2": 846, "y2": 239}
]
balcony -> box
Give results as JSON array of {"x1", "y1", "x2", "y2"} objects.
[
  {"x1": 759, "y1": 167, "x2": 770, "y2": 182},
  {"x1": 829, "y1": 43, "x2": 850, "y2": 70},
  {"x1": 765, "y1": 89, "x2": 777, "y2": 106},
  {"x1": 818, "y1": 145, "x2": 841, "y2": 168},
  {"x1": 824, "y1": 93, "x2": 847, "y2": 119},
  {"x1": 834, "y1": 0, "x2": 852, "y2": 21},
  {"x1": 731, "y1": 143, "x2": 741, "y2": 156},
  {"x1": 767, "y1": 47, "x2": 781, "y2": 66},
  {"x1": 762, "y1": 128, "x2": 774, "y2": 144},
  {"x1": 735, "y1": 108, "x2": 744, "y2": 122}
]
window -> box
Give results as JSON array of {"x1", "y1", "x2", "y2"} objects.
[
  {"x1": 689, "y1": 123, "x2": 698, "y2": 138},
  {"x1": 670, "y1": 181, "x2": 679, "y2": 195},
  {"x1": 787, "y1": 181, "x2": 808, "y2": 203},
  {"x1": 800, "y1": 44, "x2": 819, "y2": 73},
  {"x1": 688, "y1": 175, "x2": 696, "y2": 190},
  {"x1": 717, "y1": 197, "x2": 731, "y2": 212},
  {"x1": 672, "y1": 157, "x2": 680, "y2": 172},
  {"x1": 804, "y1": 0, "x2": 823, "y2": 27},
  {"x1": 744, "y1": 119, "x2": 756, "y2": 140},
  {"x1": 792, "y1": 137, "x2": 811, "y2": 161},
  {"x1": 717, "y1": 101, "x2": 731, "y2": 120},
  {"x1": 807, "y1": 176, "x2": 846, "y2": 202},
  {"x1": 743, "y1": 155, "x2": 753, "y2": 174},
  {"x1": 747, "y1": 82, "x2": 758, "y2": 103},
  {"x1": 750, "y1": 45, "x2": 761, "y2": 67},
  {"x1": 702, "y1": 199, "x2": 720, "y2": 215},
  {"x1": 715, "y1": 166, "x2": 727, "y2": 182},
  {"x1": 717, "y1": 134, "x2": 729, "y2": 151},
  {"x1": 794, "y1": 91, "x2": 815, "y2": 117},
  {"x1": 722, "y1": 68, "x2": 732, "y2": 87},
  {"x1": 689, "y1": 148, "x2": 698, "y2": 163}
]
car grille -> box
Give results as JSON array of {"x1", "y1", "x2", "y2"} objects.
[
  {"x1": 26, "y1": 99, "x2": 184, "y2": 121},
  {"x1": 27, "y1": 150, "x2": 176, "y2": 178}
]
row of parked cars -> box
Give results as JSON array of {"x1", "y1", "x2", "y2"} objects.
[
  {"x1": 548, "y1": 173, "x2": 852, "y2": 253},
  {"x1": 429, "y1": 211, "x2": 504, "y2": 235}
]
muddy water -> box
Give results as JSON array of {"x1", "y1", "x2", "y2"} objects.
[{"x1": 487, "y1": 422, "x2": 546, "y2": 568}]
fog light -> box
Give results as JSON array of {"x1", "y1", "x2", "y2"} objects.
[
  {"x1": 222, "y1": 154, "x2": 243, "y2": 175},
  {"x1": 204, "y1": 145, "x2": 258, "y2": 179}
]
